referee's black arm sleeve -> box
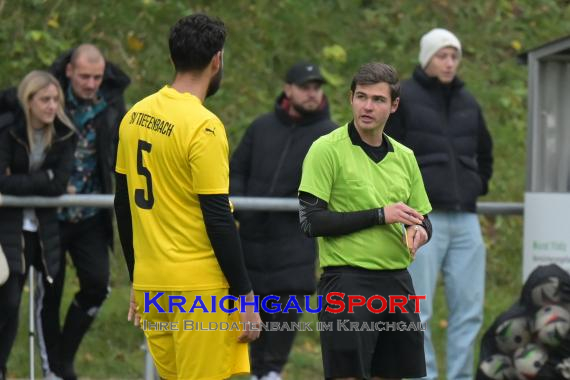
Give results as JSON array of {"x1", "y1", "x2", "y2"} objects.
[
  {"x1": 298, "y1": 191, "x2": 379, "y2": 237},
  {"x1": 114, "y1": 173, "x2": 135, "y2": 282},
  {"x1": 199, "y1": 194, "x2": 252, "y2": 297},
  {"x1": 421, "y1": 214, "x2": 433, "y2": 242}
]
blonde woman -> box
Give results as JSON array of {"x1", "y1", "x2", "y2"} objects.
[{"x1": 0, "y1": 70, "x2": 76, "y2": 379}]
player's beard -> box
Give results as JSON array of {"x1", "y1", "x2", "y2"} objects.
[{"x1": 206, "y1": 66, "x2": 223, "y2": 98}]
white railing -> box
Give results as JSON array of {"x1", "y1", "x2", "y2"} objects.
[{"x1": 0, "y1": 194, "x2": 524, "y2": 215}]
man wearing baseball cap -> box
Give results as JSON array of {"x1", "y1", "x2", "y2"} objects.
[
  {"x1": 230, "y1": 61, "x2": 336, "y2": 380},
  {"x1": 385, "y1": 28, "x2": 494, "y2": 380}
]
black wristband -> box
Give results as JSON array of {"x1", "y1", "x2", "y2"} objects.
[{"x1": 377, "y1": 207, "x2": 385, "y2": 225}]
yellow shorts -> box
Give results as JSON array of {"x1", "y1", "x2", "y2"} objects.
[{"x1": 135, "y1": 288, "x2": 249, "y2": 380}]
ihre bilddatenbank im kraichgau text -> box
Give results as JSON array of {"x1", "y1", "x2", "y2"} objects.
[{"x1": 141, "y1": 292, "x2": 427, "y2": 332}]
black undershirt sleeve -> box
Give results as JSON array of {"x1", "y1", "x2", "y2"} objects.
[
  {"x1": 114, "y1": 173, "x2": 135, "y2": 282},
  {"x1": 298, "y1": 191, "x2": 433, "y2": 241},
  {"x1": 198, "y1": 194, "x2": 252, "y2": 297},
  {"x1": 298, "y1": 191, "x2": 379, "y2": 237},
  {"x1": 424, "y1": 216, "x2": 432, "y2": 241}
]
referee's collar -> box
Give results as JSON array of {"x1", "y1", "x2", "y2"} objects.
[{"x1": 348, "y1": 121, "x2": 394, "y2": 152}]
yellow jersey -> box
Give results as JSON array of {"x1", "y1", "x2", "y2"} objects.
[{"x1": 116, "y1": 86, "x2": 230, "y2": 291}]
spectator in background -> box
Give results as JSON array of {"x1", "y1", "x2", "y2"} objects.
[
  {"x1": 0, "y1": 71, "x2": 76, "y2": 380},
  {"x1": 230, "y1": 61, "x2": 337, "y2": 380},
  {"x1": 36, "y1": 44, "x2": 130, "y2": 380},
  {"x1": 385, "y1": 28, "x2": 494, "y2": 380}
]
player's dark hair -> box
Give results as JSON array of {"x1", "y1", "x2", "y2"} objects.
[
  {"x1": 350, "y1": 62, "x2": 400, "y2": 101},
  {"x1": 169, "y1": 13, "x2": 226, "y2": 73}
]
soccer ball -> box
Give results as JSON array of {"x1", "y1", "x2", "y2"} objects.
[
  {"x1": 495, "y1": 317, "x2": 531, "y2": 354},
  {"x1": 479, "y1": 354, "x2": 519, "y2": 380},
  {"x1": 535, "y1": 304, "x2": 570, "y2": 347},
  {"x1": 530, "y1": 276, "x2": 561, "y2": 307},
  {"x1": 514, "y1": 344, "x2": 548, "y2": 379},
  {"x1": 556, "y1": 357, "x2": 570, "y2": 379}
]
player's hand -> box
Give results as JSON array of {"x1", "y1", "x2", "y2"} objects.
[
  {"x1": 405, "y1": 225, "x2": 428, "y2": 258},
  {"x1": 127, "y1": 286, "x2": 141, "y2": 327},
  {"x1": 384, "y1": 202, "x2": 424, "y2": 225},
  {"x1": 238, "y1": 291, "x2": 261, "y2": 343}
]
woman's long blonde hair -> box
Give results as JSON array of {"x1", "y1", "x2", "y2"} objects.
[{"x1": 17, "y1": 70, "x2": 75, "y2": 151}]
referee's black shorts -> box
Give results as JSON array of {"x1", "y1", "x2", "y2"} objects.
[{"x1": 318, "y1": 266, "x2": 426, "y2": 379}]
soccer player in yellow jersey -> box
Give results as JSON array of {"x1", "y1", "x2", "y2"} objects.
[{"x1": 114, "y1": 14, "x2": 260, "y2": 379}]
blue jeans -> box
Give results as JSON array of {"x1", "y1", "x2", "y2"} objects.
[{"x1": 409, "y1": 211, "x2": 485, "y2": 380}]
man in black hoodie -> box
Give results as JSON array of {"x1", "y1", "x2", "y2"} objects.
[
  {"x1": 385, "y1": 29, "x2": 493, "y2": 380},
  {"x1": 230, "y1": 62, "x2": 337, "y2": 380},
  {"x1": 36, "y1": 44, "x2": 130, "y2": 380}
]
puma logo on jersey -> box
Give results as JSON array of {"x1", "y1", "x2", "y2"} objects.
[{"x1": 205, "y1": 127, "x2": 216, "y2": 135}]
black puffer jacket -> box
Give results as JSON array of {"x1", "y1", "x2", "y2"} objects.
[
  {"x1": 0, "y1": 88, "x2": 77, "y2": 280},
  {"x1": 50, "y1": 49, "x2": 130, "y2": 247},
  {"x1": 230, "y1": 93, "x2": 337, "y2": 295},
  {"x1": 385, "y1": 66, "x2": 493, "y2": 212}
]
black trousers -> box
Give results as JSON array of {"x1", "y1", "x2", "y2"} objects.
[
  {"x1": 0, "y1": 274, "x2": 25, "y2": 372},
  {"x1": 37, "y1": 213, "x2": 110, "y2": 376},
  {"x1": 0, "y1": 232, "x2": 42, "y2": 372},
  {"x1": 318, "y1": 267, "x2": 425, "y2": 379},
  {"x1": 250, "y1": 294, "x2": 306, "y2": 377}
]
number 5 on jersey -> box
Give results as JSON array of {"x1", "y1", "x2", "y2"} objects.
[{"x1": 135, "y1": 139, "x2": 154, "y2": 209}]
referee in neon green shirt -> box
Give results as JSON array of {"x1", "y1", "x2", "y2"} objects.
[{"x1": 299, "y1": 62, "x2": 432, "y2": 380}]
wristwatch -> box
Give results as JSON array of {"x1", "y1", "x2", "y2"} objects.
[{"x1": 377, "y1": 207, "x2": 385, "y2": 225}]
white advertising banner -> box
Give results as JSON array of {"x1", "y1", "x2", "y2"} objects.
[{"x1": 523, "y1": 192, "x2": 570, "y2": 281}]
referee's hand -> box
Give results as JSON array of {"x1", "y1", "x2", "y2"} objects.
[
  {"x1": 238, "y1": 291, "x2": 261, "y2": 343},
  {"x1": 406, "y1": 224, "x2": 428, "y2": 258},
  {"x1": 384, "y1": 202, "x2": 424, "y2": 225}
]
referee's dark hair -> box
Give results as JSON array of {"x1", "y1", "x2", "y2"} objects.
[
  {"x1": 169, "y1": 13, "x2": 226, "y2": 73},
  {"x1": 350, "y1": 62, "x2": 400, "y2": 102}
]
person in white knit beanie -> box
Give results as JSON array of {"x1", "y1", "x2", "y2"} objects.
[
  {"x1": 385, "y1": 28, "x2": 493, "y2": 380},
  {"x1": 419, "y1": 28, "x2": 462, "y2": 69}
]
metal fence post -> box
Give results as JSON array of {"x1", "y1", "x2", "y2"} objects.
[
  {"x1": 28, "y1": 267, "x2": 35, "y2": 380},
  {"x1": 144, "y1": 341, "x2": 158, "y2": 380}
]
